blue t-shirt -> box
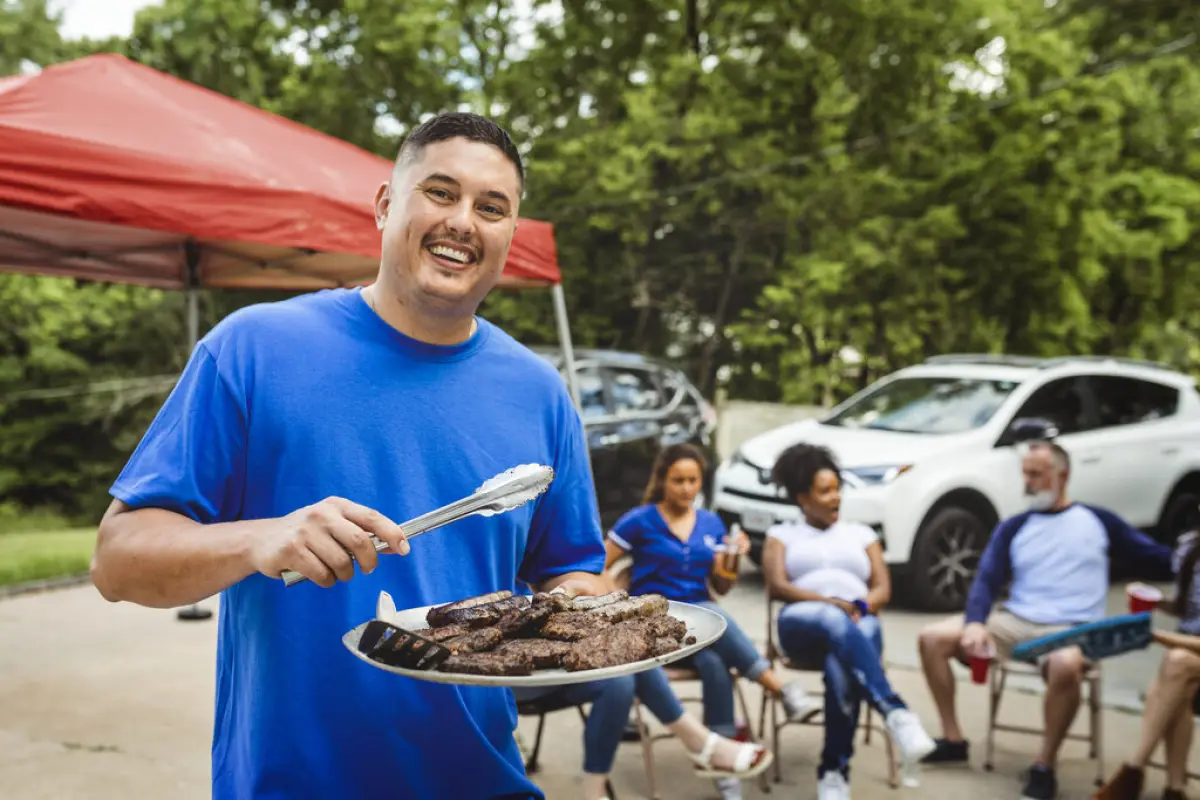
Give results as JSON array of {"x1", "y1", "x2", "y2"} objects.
[
  {"x1": 607, "y1": 505, "x2": 727, "y2": 603},
  {"x1": 110, "y1": 288, "x2": 606, "y2": 800}
]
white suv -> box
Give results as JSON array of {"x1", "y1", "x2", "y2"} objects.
[{"x1": 712, "y1": 354, "x2": 1200, "y2": 611}]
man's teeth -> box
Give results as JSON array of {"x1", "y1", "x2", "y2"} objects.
[{"x1": 429, "y1": 244, "x2": 471, "y2": 264}]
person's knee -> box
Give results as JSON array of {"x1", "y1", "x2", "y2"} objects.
[
  {"x1": 1162, "y1": 647, "x2": 1200, "y2": 680},
  {"x1": 917, "y1": 623, "x2": 959, "y2": 659},
  {"x1": 606, "y1": 675, "x2": 636, "y2": 704},
  {"x1": 1044, "y1": 650, "x2": 1085, "y2": 689}
]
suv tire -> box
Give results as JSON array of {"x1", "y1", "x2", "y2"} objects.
[
  {"x1": 908, "y1": 507, "x2": 989, "y2": 613},
  {"x1": 1159, "y1": 480, "x2": 1200, "y2": 546}
]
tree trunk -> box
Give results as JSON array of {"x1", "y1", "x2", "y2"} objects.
[{"x1": 696, "y1": 233, "x2": 747, "y2": 396}]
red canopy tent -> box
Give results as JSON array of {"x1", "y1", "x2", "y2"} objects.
[{"x1": 0, "y1": 53, "x2": 581, "y2": 401}]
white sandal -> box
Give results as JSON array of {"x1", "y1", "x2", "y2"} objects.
[{"x1": 687, "y1": 732, "x2": 772, "y2": 779}]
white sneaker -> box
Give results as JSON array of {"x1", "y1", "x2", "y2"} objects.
[
  {"x1": 818, "y1": 771, "x2": 851, "y2": 800},
  {"x1": 715, "y1": 776, "x2": 743, "y2": 800},
  {"x1": 780, "y1": 682, "x2": 821, "y2": 720},
  {"x1": 884, "y1": 708, "x2": 937, "y2": 764}
]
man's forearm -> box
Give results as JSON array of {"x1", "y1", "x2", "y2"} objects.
[{"x1": 92, "y1": 505, "x2": 265, "y2": 608}]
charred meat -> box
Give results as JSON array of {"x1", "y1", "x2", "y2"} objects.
[
  {"x1": 444, "y1": 627, "x2": 503, "y2": 655},
  {"x1": 568, "y1": 590, "x2": 629, "y2": 611},
  {"x1": 496, "y1": 605, "x2": 553, "y2": 638},
  {"x1": 592, "y1": 594, "x2": 669, "y2": 623},
  {"x1": 541, "y1": 612, "x2": 614, "y2": 641},
  {"x1": 438, "y1": 650, "x2": 534, "y2": 676},
  {"x1": 563, "y1": 624, "x2": 655, "y2": 672},
  {"x1": 627, "y1": 613, "x2": 688, "y2": 642},
  {"x1": 493, "y1": 639, "x2": 574, "y2": 669},
  {"x1": 426, "y1": 590, "x2": 513, "y2": 627},
  {"x1": 439, "y1": 594, "x2": 531, "y2": 628},
  {"x1": 417, "y1": 622, "x2": 472, "y2": 643},
  {"x1": 531, "y1": 591, "x2": 573, "y2": 612}
]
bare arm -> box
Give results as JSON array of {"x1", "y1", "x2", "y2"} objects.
[
  {"x1": 862, "y1": 541, "x2": 891, "y2": 614},
  {"x1": 91, "y1": 496, "x2": 410, "y2": 609}
]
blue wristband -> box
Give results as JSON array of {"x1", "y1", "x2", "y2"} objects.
[{"x1": 853, "y1": 599, "x2": 870, "y2": 616}]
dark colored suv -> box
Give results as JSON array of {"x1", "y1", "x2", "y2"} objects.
[{"x1": 533, "y1": 348, "x2": 718, "y2": 529}]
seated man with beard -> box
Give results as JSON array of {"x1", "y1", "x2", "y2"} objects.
[{"x1": 915, "y1": 441, "x2": 1172, "y2": 800}]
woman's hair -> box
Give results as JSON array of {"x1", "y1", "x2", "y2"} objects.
[
  {"x1": 1175, "y1": 531, "x2": 1200, "y2": 618},
  {"x1": 770, "y1": 443, "x2": 841, "y2": 503},
  {"x1": 643, "y1": 443, "x2": 708, "y2": 505}
]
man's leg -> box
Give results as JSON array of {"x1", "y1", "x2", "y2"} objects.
[
  {"x1": 1037, "y1": 646, "x2": 1086, "y2": 768},
  {"x1": 917, "y1": 616, "x2": 968, "y2": 747}
]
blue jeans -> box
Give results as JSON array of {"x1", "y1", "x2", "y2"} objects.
[
  {"x1": 676, "y1": 601, "x2": 771, "y2": 737},
  {"x1": 510, "y1": 668, "x2": 686, "y2": 775},
  {"x1": 777, "y1": 602, "x2": 906, "y2": 779}
]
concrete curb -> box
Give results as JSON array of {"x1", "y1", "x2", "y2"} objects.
[{"x1": 0, "y1": 573, "x2": 92, "y2": 599}]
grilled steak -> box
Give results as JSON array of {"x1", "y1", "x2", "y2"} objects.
[
  {"x1": 627, "y1": 613, "x2": 688, "y2": 641},
  {"x1": 417, "y1": 622, "x2": 472, "y2": 642},
  {"x1": 444, "y1": 627, "x2": 503, "y2": 654},
  {"x1": 563, "y1": 624, "x2": 654, "y2": 671},
  {"x1": 493, "y1": 639, "x2": 573, "y2": 668},
  {"x1": 438, "y1": 650, "x2": 534, "y2": 676},
  {"x1": 427, "y1": 590, "x2": 513, "y2": 627},
  {"x1": 651, "y1": 637, "x2": 683, "y2": 657},
  {"x1": 531, "y1": 591, "x2": 573, "y2": 612},
  {"x1": 541, "y1": 612, "x2": 614, "y2": 641},
  {"x1": 439, "y1": 594, "x2": 531, "y2": 628},
  {"x1": 496, "y1": 605, "x2": 552, "y2": 638},
  {"x1": 569, "y1": 590, "x2": 629, "y2": 611},
  {"x1": 593, "y1": 594, "x2": 669, "y2": 622}
]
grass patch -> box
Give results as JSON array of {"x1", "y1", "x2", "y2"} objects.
[{"x1": 0, "y1": 528, "x2": 96, "y2": 587}]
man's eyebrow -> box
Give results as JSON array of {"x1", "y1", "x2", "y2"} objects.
[{"x1": 420, "y1": 173, "x2": 510, "y2": 205}]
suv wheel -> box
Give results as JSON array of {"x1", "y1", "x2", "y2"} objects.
[
  {"x1": 1159, "y1": 481, "x2": 1200, "y2": 545},
  {"x1": 908, "y1": 507, "x2": 988, "y2": 613}
]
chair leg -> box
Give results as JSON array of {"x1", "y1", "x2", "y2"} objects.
[
  {"x1": 527, "y1": 712, "x2": 546, "y2": 773},
  {"x1": 1090, "y1": 674, "x2": 1104, "y2": 787},
  {"x1": 770, "y1": 685, "x2": 782, "y2": 784},
  {"x1": 864, "y1": 705, "x2": 873, "y2": 745},
  {"x1": 633, "y1": 700, "x2": 661, "y2": 800},
  {"x1": 605, "y1": 778, "x2": 618, "y2": 800},
  {"x1": 984, "y1": 667, "x2": 1005, "y2": 772}
]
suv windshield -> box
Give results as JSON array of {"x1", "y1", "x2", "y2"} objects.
[{"x1": 822, "y1": 376, "x2": 1022, "y2": 434}]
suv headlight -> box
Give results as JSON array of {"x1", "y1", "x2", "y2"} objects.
[{"x1": 845, "y1": 465, "x2": 913, "y2": 486}]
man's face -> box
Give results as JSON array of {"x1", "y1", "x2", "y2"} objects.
[
  {"x1": 1021, "y1": 447, "x2": 1061, "y2": 497},
  {"x1": 374, "y1": 137, "x2": 521, "y2": 316}
]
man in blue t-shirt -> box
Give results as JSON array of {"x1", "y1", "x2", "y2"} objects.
[
  {"x1": 916, "y1": 441, "x2": 1171, "y2": 800},
  {"x1": 90, "y1": 112, "x2": 610, "y2": 799}
]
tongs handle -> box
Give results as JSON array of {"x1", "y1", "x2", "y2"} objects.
[{"x1": 280, "y1": 484, "x2": 512, "y2": 587}]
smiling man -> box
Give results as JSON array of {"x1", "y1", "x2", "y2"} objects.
[{"x1": 90, "y1": 113, "x2": 609, "y2": 799}]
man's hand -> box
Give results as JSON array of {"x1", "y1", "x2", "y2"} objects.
[
  {"x1": 960, "y1": 622, "x2": 994, "y2": 659},
  {"x1": 249, "y1": 497, "x2": 410, "y2": 588}
]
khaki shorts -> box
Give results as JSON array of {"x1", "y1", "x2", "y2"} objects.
[{"x1": 933, "y1": 609, "x2": 1084, "y2": 665}]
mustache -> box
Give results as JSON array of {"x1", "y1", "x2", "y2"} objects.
[{"x1": 423, "y1": 230, "x2": 481, "y2": 252}]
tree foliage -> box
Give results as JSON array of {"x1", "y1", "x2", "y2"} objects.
[{"x1": 1, "y1": 0, "x2": 1197, "y2": 517}]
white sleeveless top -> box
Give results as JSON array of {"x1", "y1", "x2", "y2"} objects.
[{"x1": 766, "y1": 519, "x2": 878, "y2": 601}]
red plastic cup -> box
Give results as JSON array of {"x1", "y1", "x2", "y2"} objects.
[
  {"x1": 969, "y1": 654, "x2": 992, "y2": 684},
  {"x1": 1127, "y1": 583, "x2": 1163, "y2": 614}
]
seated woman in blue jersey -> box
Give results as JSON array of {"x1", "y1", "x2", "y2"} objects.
[
  {"x1": 604, "y1": 444, "x2": 817, "y2": 744},
  {"x1": 763, "y1": 442, "x2": 936, "y2": 800}
]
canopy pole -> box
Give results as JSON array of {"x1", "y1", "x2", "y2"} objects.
[
  {"x1": 177, "y1": 241, "x2": 214, "y2": 623},
  {"x1": 552, "y1": 284, "x2": 582, "y2": 412}
]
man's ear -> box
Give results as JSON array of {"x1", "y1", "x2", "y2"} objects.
[{"x1": 374, "y1": 182, "x2": 391, "y2": 230}]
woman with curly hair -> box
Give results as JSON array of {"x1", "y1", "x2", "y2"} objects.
[{"x1": 764, "y1": 442, "x2": 936, "y2": 800}]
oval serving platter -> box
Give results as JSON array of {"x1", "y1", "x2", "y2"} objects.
[{"x1": 342, "y1": 599, "x2": 727, "y2": 688}]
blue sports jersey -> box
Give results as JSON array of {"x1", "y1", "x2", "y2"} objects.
[
  {"x1": 110, "y1": 288, "x2": 605, "y2": 799},
  {"x1": 607, "y1": 505, "x2": 728, "y2": 603}
]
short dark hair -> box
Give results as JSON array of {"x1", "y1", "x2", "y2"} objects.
[
  {"x1": 771, "y1": 443, "x2": 841, "y2": 503},
  {"x1": 396, "y1": 112, "x2": 524, "y2": 189},
  {"x1": 1028, "y1": 440, "x2": 1070, "y2": 473}
]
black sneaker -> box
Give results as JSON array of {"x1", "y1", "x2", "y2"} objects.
[
  {"x1": 919, "y1": 738, "x2": 969, "y2": 765},
  {"x1": 1021, "y1": 764, "x2": 1058, "y2": 800}
]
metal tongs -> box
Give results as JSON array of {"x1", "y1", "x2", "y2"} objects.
[{"x1": 281, "y1": 463, "x2": 555, "y2": 587}]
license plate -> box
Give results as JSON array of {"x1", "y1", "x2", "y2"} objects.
[{"x1": 741, "y1": 510, "x2": 774, "y2": 532}]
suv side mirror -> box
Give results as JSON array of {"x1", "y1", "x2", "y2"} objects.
[{"x1": 997, "y1": 417, "x2": 1060, "y2": 447}]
